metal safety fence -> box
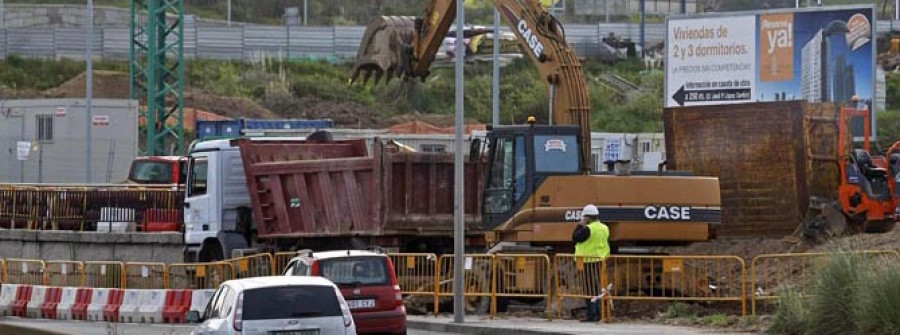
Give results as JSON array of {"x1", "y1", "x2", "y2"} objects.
[
  {"x1": 3, "y1": 259, "x2": 46, "y2": 285},
  {"x1": 167, "y1": 262, "x2": 235, "y2": 290},
  {"x1": 750, "y1": 250, "x2": 900, "y2": 315},
  {"x1": 493, "y1": 254, "x2": 552, "y2": 319},
  {"x1": 124, "y1": 262, "x2": 168, "y2": 289},
  {"x1": 44, "y1": 261, "x2": 84, "y2": 287},
  {"x1": 0, "y1": 185, "x2": 184, "y2": 232},
  {"x1": 83, "y1": 261, "x2": 125, "y2": 288},
  {"x1": 274, "y1": 251, "x2": 300, "y2": 275},
  {"x1": 435, "y1": 254, "x2": 495, "y2": 315},
  {"x1": 388, "y1": 253, "x2": 439, "y2": 308},
  {"x1": 3, "y1": 249, "x2": 900, "y2": 321},
  {"x1": 554, "y1": 254, "x2": 611, "y2": 320},
  {"x1": 605, "y1": 255, "x2": 747, "y2": 318},
  {"x1": 228, "y1": 254, "x2": 275, "y2": 279}
]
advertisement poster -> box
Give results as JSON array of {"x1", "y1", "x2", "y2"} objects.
[{"x1": 666, "y1": 6, "x2": 875, "y2": 110}]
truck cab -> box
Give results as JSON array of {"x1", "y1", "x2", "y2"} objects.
[{"x1": 183, "y1": 139, "x2": 255, "y2": 262}]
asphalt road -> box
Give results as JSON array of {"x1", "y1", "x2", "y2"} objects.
[{"x1": 0, "y1": 317, "x2": 460, "y2": 335}]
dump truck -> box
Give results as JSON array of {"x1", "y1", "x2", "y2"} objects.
[{"x1": 182, "y1": 136, "x2": 486, "y2": 261}]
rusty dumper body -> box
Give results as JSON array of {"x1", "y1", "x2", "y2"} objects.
[{"x1": 242, "y1": 138, "x2": 484, "y2": 254}]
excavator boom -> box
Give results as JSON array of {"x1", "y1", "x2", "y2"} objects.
[{"x1": 352, "y1": 0, "x2": 591, "y2": 170}]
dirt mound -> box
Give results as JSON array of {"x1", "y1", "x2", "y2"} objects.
[
  {"x1": 184, "y1": 90, "x2": 278, "y2": 119},
  {"x1": 287, "y1": 97, "x2": 381, "y2": 127},
  {"x1": 389, "y1": 112, "x2": 482, "y2": 127},
  {"x1": 44, "y1": 70, "x2": 131, "y2": 99}
]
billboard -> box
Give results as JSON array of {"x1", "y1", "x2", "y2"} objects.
[{"x1": 665, "y1": 6, "x2": 875, "y2": 111}]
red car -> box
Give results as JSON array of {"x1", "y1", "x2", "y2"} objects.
[{"x1": 283, "y1": 250, "x2": 407, "y2": 335}]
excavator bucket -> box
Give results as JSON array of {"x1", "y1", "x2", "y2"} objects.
[{"x1": 351, "y1": 16, "x2": 416, "y2": 86}]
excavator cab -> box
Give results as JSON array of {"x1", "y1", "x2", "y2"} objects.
[{"x1": 481, "y1": 125, "x2": 582, "y2": 230}]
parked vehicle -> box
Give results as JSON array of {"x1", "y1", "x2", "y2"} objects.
[
  {"x1": 283, "y1": 250, "x2": 407, "y2": 335},
  {"x1": 182, "y1": 137, "x2": 484, "y2": 262},
  {"x1": 128, "y1": 156, "x2": 187, "y2": 185},
  {"x1": 188, "y1": 276, "x2": 356, "y2": 335}
]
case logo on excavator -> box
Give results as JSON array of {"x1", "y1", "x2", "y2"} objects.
[
  {"x1": 644, "y1": 206, "x2": 691, "y2": 220},
  {"x1": 564, "y1": 210, "x2": 582, "y2": 221},
  {"x1": 517, "y1": 19, "x2": 545, "y2": 59}
]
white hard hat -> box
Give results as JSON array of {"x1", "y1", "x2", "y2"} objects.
[{"x1": 582, "y1": 204, "x2": 599, "y2": 216}]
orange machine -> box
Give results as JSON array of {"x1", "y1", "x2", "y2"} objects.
[{"x1": 806, "y1": 106, "x2": 896, "y2": 236}]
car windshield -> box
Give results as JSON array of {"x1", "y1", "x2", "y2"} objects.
[
  {"x1": 129, "y1": 160, "x2": 174, "y2": 184},
  {"x1": 318, "y1": 256, "x2": 390, "y2": 286},
  {"x1": 242, "y1": 285, "x2": 341, "y2": 320}
]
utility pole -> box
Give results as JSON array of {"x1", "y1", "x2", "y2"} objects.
[
  {"x1": 640, "y1": 0, "x2": 645, "y2": 58},
  {"x1": 227, "y1": 0, "x2": 231, "y2": 26},
  {"x1": 86, "y1": 0, "x2": 94, "y2": 183},
  {"x1": 492, "y1": 9, "x2": 499, "y2": 127},
  {"x1": 453, "y1": 0, "x2": 466, "y2": 325},
  {"x1": 304, "y1": 0, "x2": 308, "y2": 26}
]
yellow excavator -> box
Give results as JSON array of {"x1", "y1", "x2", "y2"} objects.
[{"x1": 352, "y1": 0, "x2": 722, "y2": 253}]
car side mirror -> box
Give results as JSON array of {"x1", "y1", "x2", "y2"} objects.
[
  {"x1": 469, "y1": 138, "x2": 482, "y2": 162},
  {"x1": 186, "y1": 310, "x2": 202, "y2": 323}
]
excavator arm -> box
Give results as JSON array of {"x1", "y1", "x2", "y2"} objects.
[{"x1": 352, "y1": 0, "x2": 592, "y2": 171}]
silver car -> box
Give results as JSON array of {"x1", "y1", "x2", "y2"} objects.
[{"x1": 189, "y1": 276, "x2": 357, "y2": 335}]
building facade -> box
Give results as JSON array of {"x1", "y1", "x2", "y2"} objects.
[{"x1": 801, "y1": 30, "x2": 824, "y2": 103}]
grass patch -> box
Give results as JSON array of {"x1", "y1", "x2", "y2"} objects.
[
  {"x1": 699, "y1": 313, "x2": 729, "y2": 327},
  {"x1": 768, "y1": 251, "x2": 900, "y2": 335},
  {"x1": 666, "y1": 302, "x2": 697, "y2": 319}
]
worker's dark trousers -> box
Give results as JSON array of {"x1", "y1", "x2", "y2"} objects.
[{"x1": 583, "y1": 261, "x2": 602, "y2": 322}]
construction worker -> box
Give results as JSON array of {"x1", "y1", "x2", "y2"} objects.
[{"x1": 573, "y1": 204, "x2": 610, "y2": 322}]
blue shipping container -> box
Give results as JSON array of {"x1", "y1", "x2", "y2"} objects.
[
  {"x1": 196, "y1": 121, "x2": 218, "y2": 139},
  {"x1": 195, "y1": 119, "x2": 244, "y2": 140},
  {"x1": 218, "y1": 119, "x2": 244, "y2": 137},
  {"x1": 243, "y1": 119, "x2": 333, "y2": 130}
]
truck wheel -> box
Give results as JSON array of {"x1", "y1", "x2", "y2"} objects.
[{"x1": 199, "y1": 241, "x2": 224, "y2": 262}]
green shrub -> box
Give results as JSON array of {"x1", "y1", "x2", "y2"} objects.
[
  {"x1": 805, "y1": 253, "x2": 863, "y2": 335},
  {"x1": 769, "y1": 288, "x2": 809, "y2": 335},
  {"x1": 855, "y1": 259, "x2": 900, "y2": 334}
]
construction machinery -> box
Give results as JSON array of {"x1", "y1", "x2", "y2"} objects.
[
  {"x1": 352, "y1": 0, "x2": 721, "y2": 252},
  {"x1": 804, "y1": 105, "x2": 897, "y2": 237}
]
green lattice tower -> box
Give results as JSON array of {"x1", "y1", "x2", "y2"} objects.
[{"x1": 131, "y1": 0, "x2": 185, "y2": 155}]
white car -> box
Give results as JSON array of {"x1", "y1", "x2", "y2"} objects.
[{"x1": 189, "y1": 276, "x2": 357, "y2": 335}]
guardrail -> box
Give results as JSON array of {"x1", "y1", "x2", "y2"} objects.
[
  {"x1": 0, "y1": 184, "x2": 184, "y2": 232},
  {"x1": 3, "y1": 249, "x2": 899, "y2": 321}
]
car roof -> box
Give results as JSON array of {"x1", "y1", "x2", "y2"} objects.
[
  {"x1": 291, "y1": 250, "x2": 385, "y2": 261},
  {"x1": 222, "y1": 276, "x2": 336, "y2": 291}
]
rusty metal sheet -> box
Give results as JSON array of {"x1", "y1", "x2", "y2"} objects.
[{"x1": 665, "y1": 101, "x2": 839, "y2": 237}]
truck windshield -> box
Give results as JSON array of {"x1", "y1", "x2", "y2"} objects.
[{"x1": 129, "y1": 160, "x2": 174, "y2": 184}]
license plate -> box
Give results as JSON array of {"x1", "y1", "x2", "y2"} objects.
[
  {"x1": 347, "y1": 299, "x2": 376, "y2": 309},
  {"x1": 273, "y1": 331, "x2": 319, "y2": 335}
]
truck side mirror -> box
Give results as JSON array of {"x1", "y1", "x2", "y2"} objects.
[
  {"x1": 469, "y1": 138, "x2": 482, "y2": 162},
  {"x1": 186, "y1": 310, "x2": 202, "y2": 323}
]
